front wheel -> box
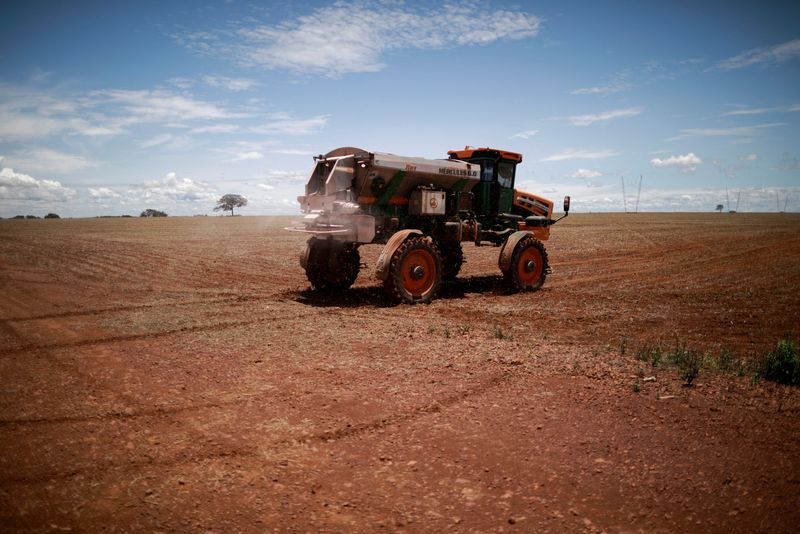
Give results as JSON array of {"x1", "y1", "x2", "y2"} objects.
[
  {"x1": 383, "y1": 236, "x2": 442, "y2": 304},
  {"x1": 304, "y1": 238, "x2": 360, "y2": 291},
  {"x1": 503, "y1": 236, "x2": 548, "y2": 292}
]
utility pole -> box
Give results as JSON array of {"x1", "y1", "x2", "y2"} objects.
[
  {"x1": 621, "y1": 176, "x2": 628, "y2": 213},
  {"x1": 635, "y1": 175, "x2": 642, "y2": 214}
]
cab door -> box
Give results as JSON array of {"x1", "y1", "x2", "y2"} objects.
[{"x1": 496, "y1": 160, "x2": 517, "y2": 214}]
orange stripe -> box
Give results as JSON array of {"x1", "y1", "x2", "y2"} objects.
[{"x1": 356, "y1": 196, "x2": 409, "y2": 206}]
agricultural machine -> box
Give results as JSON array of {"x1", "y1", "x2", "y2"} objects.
[{"x1": 286, "y1": 146, "x2": 570, "y2": 303}]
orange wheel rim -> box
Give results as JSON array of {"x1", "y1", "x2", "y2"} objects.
[
  {"x1": 516, "y1": 247, "x2": 543, "y2": 285},
  {"x1": 401, "y1": 249, "x2": 436, "y2": 296}
]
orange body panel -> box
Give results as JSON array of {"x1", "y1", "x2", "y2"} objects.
[
  {"x1": 517, "y1": 223, "x2": 550, "y2": 241},
  {"x1": 447, "y1": 147, "x2": 523, "y2": 162}
]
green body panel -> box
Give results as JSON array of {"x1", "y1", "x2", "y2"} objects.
[
  {"x1": 473, "y1": 182, "x2": 493, "y2": 215},
  {"x1": 377, "y1": 170, "x2": 406, "y2": 205},
  {"x1": 498, "y1": 186, "x2": 514, "y2": 214}
]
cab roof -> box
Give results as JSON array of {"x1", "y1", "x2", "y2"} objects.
[{"x1": 447, "y1": 146, "x2": 523, "y2": 163}]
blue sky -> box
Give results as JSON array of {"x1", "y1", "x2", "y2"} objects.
[{"x1": 1, "y1": 0, "x2": 798, "y2": 217}]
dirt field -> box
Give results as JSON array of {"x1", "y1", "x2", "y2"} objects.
[{"x1": 1, "y1": 213, "x2": 799, "y2": 532}]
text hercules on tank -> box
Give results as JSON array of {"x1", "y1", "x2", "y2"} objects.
[{"x1": 286, "y1": 146, "x2": 570, "y2": 303}]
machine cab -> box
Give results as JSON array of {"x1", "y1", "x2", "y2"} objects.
[{"x1": 447, "y1": 146, "x2": 522, "y2": 216}]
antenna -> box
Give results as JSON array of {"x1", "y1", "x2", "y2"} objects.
[
  {"x1": 621, "y1": 176, "x2": 628, "y2": 213},
  {"x1": 635, "y1": 175, "x2": 642, "y2": 213}
]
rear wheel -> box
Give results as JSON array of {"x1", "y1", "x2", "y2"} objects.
[
  {"x1": 304, "y1": 238, "x2": 360, "y2": 291},
  {"x1": 384, "y1": 236, "x2": 442, "y2": 304},
  {"x1": 439, "y1": 242, "x2": 464, "y2": 280},
  {"x1": 503, "y1": 236, "x2": 548, "y2": 291}
]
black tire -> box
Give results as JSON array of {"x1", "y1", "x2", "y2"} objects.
[
  {"x1": 503, "y1": 236, "x2": 548, "y2": 292},
  {"x1": 383, "y1": 236, "x2": 442, "y2": 304},
  {"x1": 305, "y1": 238, "x2": 360, "y2": 291},
  {"x1": 439, "y1": 241, "x2": 464, "y2": 280}
]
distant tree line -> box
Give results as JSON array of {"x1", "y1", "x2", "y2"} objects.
[{"x1": 5, "y1": 213, "x2": 60, "y2": 219}]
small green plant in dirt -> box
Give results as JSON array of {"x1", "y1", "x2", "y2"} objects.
[
  {"x1": 632, "y1": 378, "x2": 642, "y2": 393},
  {"x1": 443, "y1": 327, "x2": 451, "y2": 339},
  {"x1": 635, "y1": 343, "x2": 663, "y2": 368},
  {"x1": 427, "y1": 325, "x2": 437, "y2": 335},
  {"x1": 668, "y1": 341, "x2": 701, "y2": 386},
  {"x1": 457, "y1": 324, "x2": 471, "y2": 335},
  {"x1": 619, "y1": 337, "x2": 628, "y2": 357},
  {"x1": 493, "y1": 325, "x2": 512, "y2": 340},
  {"x1": 753, "y1": 339, "x2": 799, "y2": 386}
]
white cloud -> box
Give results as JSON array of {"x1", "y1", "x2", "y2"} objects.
[
  {"x1": 140, "y1": 133, "x2": 191, "y2": 151},
  {"x1": 743, "y1": 154, "x2": 758, "y2": 161},
  {"x1": 257, "y1": 183, "x2": 275, "y2": 190},
  {"x1": 202, "y1": 75, "x2": 256, "y2": 91},
  {"x1": 93, "y1": 89, "x2": 246, "y2": 124},
  {"x1": 0, "y1": 167, "x2": 76, "y2": 201},
  {"x1": 141, "y1": 133, "x2": 174, "y2": 148},
  {"x1": 268, "y1": 148, "x2": 314, "y2": 156},
  {"x1": 651, "y1": 152, "x2": 702, "y2": 173},
  {"x1": 168, "y1": 77, "x2": 195, "y2": 89},
  {"x1": 571, "y1": 74, "x2": 631, "y2": 95},
  {"x1": 88, "y1": 187, "x2": 121, "y2": 200},
  {"x1": 190, "y1": 124, "x2": 240, "y2": 134},
  {"x1": 569, "y1": 107, "x2": 642, "y2": 126},
  {"x1": 571, "y1": 168, "x2": 602, "y2": 179},
  {"x1": 715, "y1": 38, "x2": 800, "y2": 71},
  {"x1": 510, "y1": 129, "x2": 539, "y2": 140},
  {"x1": 669, "y1": 122, "x2": 785, "y2": 140},
  {"x1": 251, "y1": 114, "x2": 329, "y2": 135},
  {"x1": 540, "y1": 149, "x2": 620, "y2": 162},
  {"x1": 723, "y1": 104, "x2": 800, "y2": 116},
  {"x1": 4, "y1": 148, "x2": 99, "y2": 174},
  {"x1": 723, "y1": 107, "x2": 775, "y2": 116},
  {"x1": 0, "y1": 84, "x2": 248, "y2": 142},
  {"x1": 132, "y1": 172, "x2": 217, "y2": 203},
  {"x1": 234, "y1": 151, "x2": 264, "y2": 161},
  {"x1": 177, "y1": 2, "x2": 542, "y2": 77},
  {"x1": 260, "y1": 170, "x2": 307, "y2": 184}
]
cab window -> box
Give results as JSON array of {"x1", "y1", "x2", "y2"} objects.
[
  {"x1": 497, "y1": 161, "x2": 515, "y2": 188},
  {"x1": 481, "y1": 161, "x2": 494, "y2": 182}
]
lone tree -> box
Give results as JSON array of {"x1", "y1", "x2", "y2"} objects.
[
  {"x1": 715, "y1": 204, "x2": 724, "y2": 213},
  {"x1": 140, "y1": 209, "x2": 167, "y2": 217},
  {"x1": 215, "y1": 194, "x2": 248, "y2": 216}
]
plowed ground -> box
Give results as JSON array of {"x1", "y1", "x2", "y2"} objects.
[{"x1": 1, "y1": 213, "x2": 799, "y2": 532}]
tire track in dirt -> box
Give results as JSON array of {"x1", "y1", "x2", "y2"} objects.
[
  {"x1": 0, "y1": 396, "x2": 266, "y2": 427},
  {"x1": 0, "y1": 368, "x2": 518, "y2": 485},
  {"x1": 0, "y1": 293, "x2": 276, "y2": 322},
  {"x1": 0, "y1": 310, "x2": 314, "y2": 357}
]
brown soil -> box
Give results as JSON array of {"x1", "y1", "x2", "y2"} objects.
[{"x1": 1, "y1": 213, "x2": 798, "y2": 533}]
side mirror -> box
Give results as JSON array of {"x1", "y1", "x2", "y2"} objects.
[{"x1": 563, "y1": 195, "x2": 571, "y2": 213}]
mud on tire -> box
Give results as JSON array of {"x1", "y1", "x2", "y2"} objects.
[{"x1": 304, "y1": 238, "x2": 360, "y2": 291}]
